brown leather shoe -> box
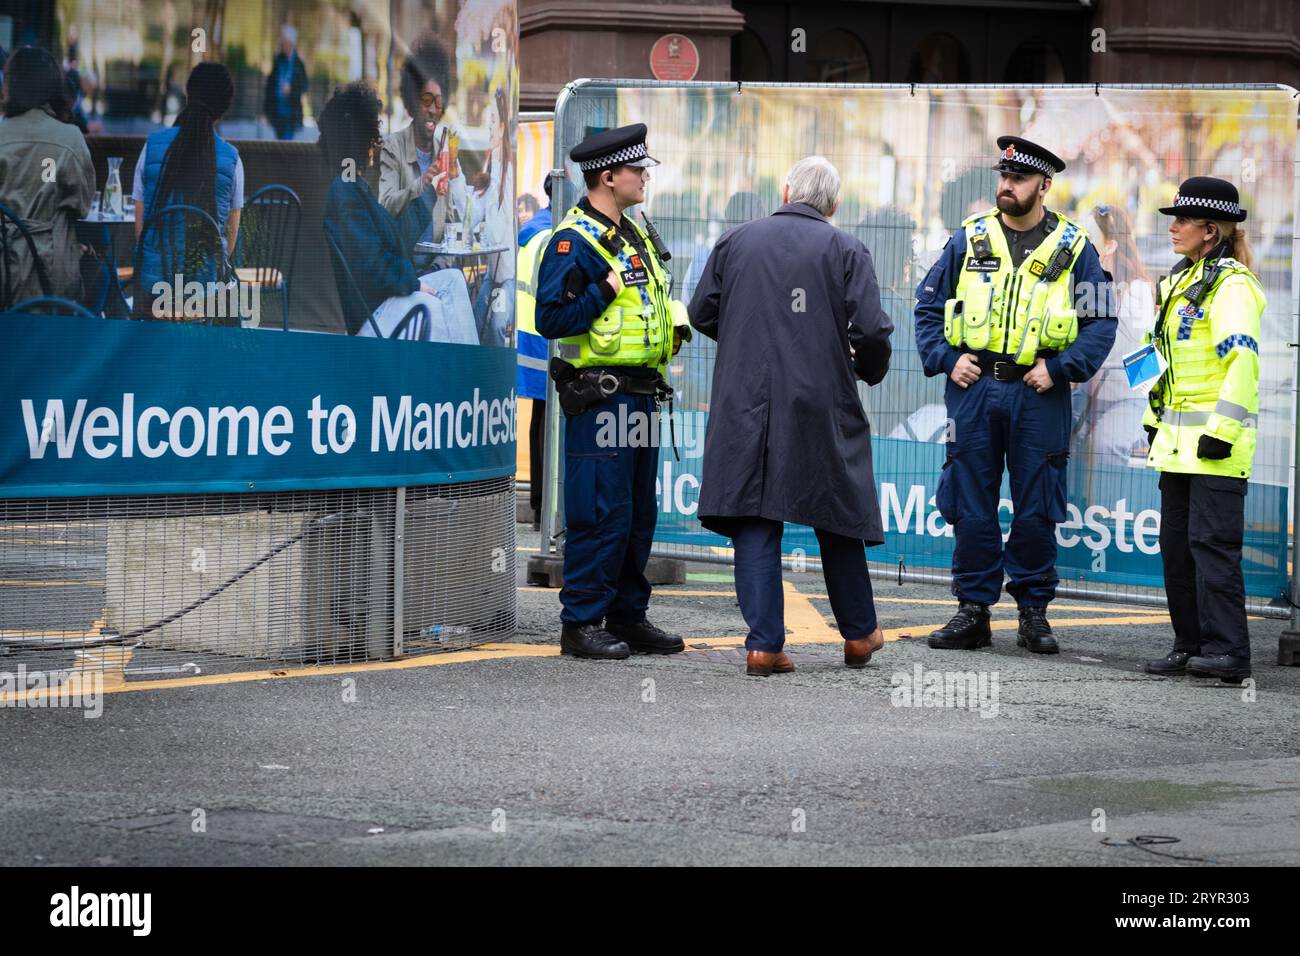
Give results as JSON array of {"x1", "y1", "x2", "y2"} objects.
[
  {"x1": 844, "y1": 627, "x2": 885, "y2": 669},
  {"x1": 746, "y1": 650, "x2": 795, "y2": 677}
]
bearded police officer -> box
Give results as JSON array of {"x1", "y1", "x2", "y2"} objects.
[
  {"x1": 914, "y1": 136, "x2": 1116, "y2": 654},
  {"x1": 1143, "y1": 177, "x2": 1264, "y2": 683},
  {"x1": 535, "y1": 123, "x2": 691, "y2": 660}
]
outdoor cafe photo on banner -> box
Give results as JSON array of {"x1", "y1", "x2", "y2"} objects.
[
  {"x1": 0, "y1": 0, "x2": 522, "y2": 499},
  {"x1": 0, "y1": 0, "x2": 518, "y2": 347}
]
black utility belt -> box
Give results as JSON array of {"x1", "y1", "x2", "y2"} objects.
[
  {"x1": 549, "y1": 359, "x2": 668, "y2": 415},
  {"x1": 580, "y1": 366, "x2": 662, "y2": 395},
  {"x1": 966, "y1": 349, "x2": 1058, "y2": 382}
]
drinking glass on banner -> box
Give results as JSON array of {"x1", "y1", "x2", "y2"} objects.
[{"x1": 103, "y1": 157, "x2": 124, "y2": 218}]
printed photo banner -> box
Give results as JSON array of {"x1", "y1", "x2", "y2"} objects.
[
  {"x1": 554, "y1": 81, "x2": 1297, "y2": 600},
  {"x1": 0, "y1": 314, "x2": 517, "y2": 497},
  {"x1": 647, "y1": 414, "x2": 1289, "y2": 600}
]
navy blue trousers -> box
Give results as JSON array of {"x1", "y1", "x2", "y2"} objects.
[
  {"x1": 560, "y1": 392, "x2": 657, "y2": 626},
  {"x1": 1159, "y1": 471, "x2": 1250, "y2": 660},
  {"x1": 730, "y1": 517, "x2": 879, "y2": 653},
  {"x1": 936, "y1": 374, "x2": 1072, "y2": 607}
]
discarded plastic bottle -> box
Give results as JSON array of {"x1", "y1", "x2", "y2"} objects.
[{"x1": 421, "y1": 624, "x2": 472, "y2": 641}]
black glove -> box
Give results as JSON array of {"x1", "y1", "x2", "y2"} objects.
[
  {"x1": 1197, "y1": 434, "x2": 1233, "y2": 460},
  {"x1": 1143, "y1": 425, "x2": 1157, "y2": 446}
]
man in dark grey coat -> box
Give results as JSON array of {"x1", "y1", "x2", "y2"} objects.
[{"x1": 689, "y1": 156, "x2": 894, "y2": 677}]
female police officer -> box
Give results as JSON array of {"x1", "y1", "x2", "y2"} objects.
[{"x1": 1143, "y1": 177, "x2": 1264, "y2": 683}]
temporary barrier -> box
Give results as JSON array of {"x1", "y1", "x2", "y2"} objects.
[
  {"x1": 540, "y1": 80, "x2": 1299, "y2": 623},
  {"x1": 0, "y1": 1, "x2": 521, "y2": 682},
  {"x1": 0, "y1": 315, "x2": 518, "y2": 676}
]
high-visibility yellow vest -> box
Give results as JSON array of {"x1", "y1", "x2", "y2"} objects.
[
  {"x1": 943, "y1": 208, "x2": 1088, "y2": 365},
  {"x1": 516, "y1": 227, "x2": 551, "y2": 398},
  {"x1": 547, "y1": 205, "x2": 675, "y2": 369},
  {"x1": 1142, "y1": 255, "x2": 1264, "y2": 479},
  {"x1": 516, "y1": 226, "x2": 551, "y2": 338}
]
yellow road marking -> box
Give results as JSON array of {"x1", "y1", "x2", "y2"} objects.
[
  {"x1": 0, "y1": 579, "x2": 105, "y2": 587},
  {"x1": 69, "y1": 621, "x2": 128, "y2": 690},
  {"x1": 0, "y1": 610, "x2": 1177, "y2": 703},
  {"x1": 0, "y1": 538, "x2": 103, "y2": 546},
  {"x1": 0, "y1": 642, "x2": 560, "y2": 703},
  {"x1": 640, "y1": 592, "x2": 1249, "y2": 620},
  {"x1": 682, "y1": 637, "x2": 746, "y2": 649},
  {"x1": 781, "y1": 580, "x2": 841, "y2": 644},
  {"x1": 74, "y1": 645, "x2": 133, "y2": 691},
  {"x1": 0, "y1": 523, "x2": 81, "y2": 530},
  {"x1": 518, "y1": 585, "x2": 1166, "y2": 615}
]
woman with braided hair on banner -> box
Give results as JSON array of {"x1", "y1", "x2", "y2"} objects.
[{"x1": 132, "y1": 61, "x2": 244, "y2": 305}]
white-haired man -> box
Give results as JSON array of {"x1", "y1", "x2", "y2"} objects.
[
  {"x1": 689, "y1": 156, "x2": 894, "y2": 676},
  {"x1": 263, "y1": 24, "x2": 309, "y2": 141}
]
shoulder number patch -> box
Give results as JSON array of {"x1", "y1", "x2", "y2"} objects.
[
  {"x1": 556, "y1": 239, "x2": 572, "y2": 254},
  {"x1": 1028, "y1": 259, "x2": 1045, "y2": 277}
]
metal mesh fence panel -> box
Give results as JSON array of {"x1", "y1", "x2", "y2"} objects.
[
  {"x1": 0, "y1": 477, "x2": 515, "y2": 680},
  {"x1": 547, "y1": 81, "x2": 1297, "y2": 619}
]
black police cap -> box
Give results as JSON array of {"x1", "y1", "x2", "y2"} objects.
[
  {"x1": 1159, "y1": 176, "x2": 1247, "y2": 222},
  {"x1": 569, "y1": 123, "x2": 660, "y2": 172},
  {"x1": 993, "y1": 136, "x2": 1065, "y2": 177}
]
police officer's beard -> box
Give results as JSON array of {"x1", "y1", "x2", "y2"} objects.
[{"x1": 997, "y1": 192, "x2": 1035, "y2": 218}]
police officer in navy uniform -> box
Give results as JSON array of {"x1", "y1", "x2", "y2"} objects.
[
  {"x1": 1142, "y1": 177, "x2": 1264, "y2": 683},
  {"x1": 914, "y1": 136, "x2": 1116, "y2": 654},
  {"x1": 535, "y1": 123, "x2": 690, "y2": 660}
]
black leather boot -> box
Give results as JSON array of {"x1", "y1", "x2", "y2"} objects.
[
  {"x1": 560, "y1": 623, "x2": 630, "y2": 660},
  {"x1": 605, "y1": 619, "x2": 685, "y2": 654},
  {"x1": 1016, "y1": 606, "x2": 1059, "y2": 654},
  {"x1": 1186, "y1": 653, "x2": 1251, "y2": 683},
  {"x1": 1145, "y1": 650, "x2": 1192, "y2": 675},
  {"x1": 927, "y1": 601, "x2": 992, "y2": 649}
]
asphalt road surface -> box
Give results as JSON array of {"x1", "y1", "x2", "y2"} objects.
[{"x1": 1, "y1": 525, "x2": 1297, "y2": 866}]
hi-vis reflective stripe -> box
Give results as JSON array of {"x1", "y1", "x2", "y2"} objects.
[
  {"x1": 1215, "y1": 399, "x2": 1250, "y2": 422},
  {"x1": 516, "y1": 278, "x2": 536, "y2": 298},
  {"x1": 517, "y1": 353, "x2": 547, "y2": 371},
  {"x1": 1165, "y1": 409, "x2": 1257, "y2": 429}
]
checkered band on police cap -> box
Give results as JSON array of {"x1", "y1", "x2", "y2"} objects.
[
  {"x1": 579, "y1": 141, "x2": 649, "y2": 171},
  {"x1": 1171, "y1": 194, "x2": 1241, "y2": 217},
  {"x1": 999, "y1": 146, "x2": 1055, "y2": 176}
]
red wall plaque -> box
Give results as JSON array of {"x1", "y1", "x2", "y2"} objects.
[{"x1": 649, "y1": 34, "x2": 700, "y2": 82}]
